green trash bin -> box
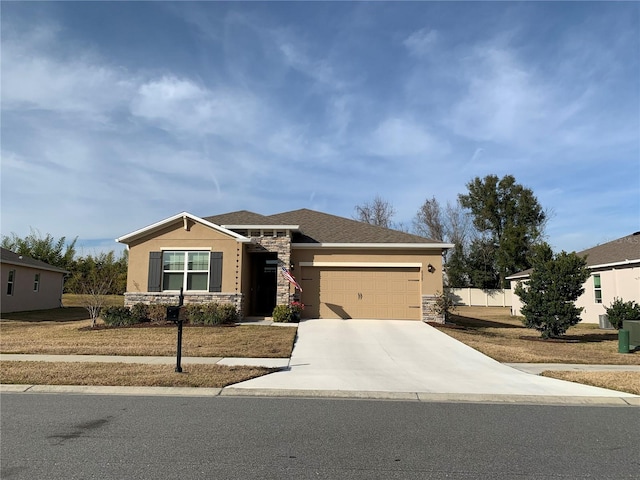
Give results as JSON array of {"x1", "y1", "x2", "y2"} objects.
[{"x1": 618, "y1": 329, "x2": 630, "y2": 354}]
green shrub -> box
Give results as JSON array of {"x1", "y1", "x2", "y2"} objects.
[
  {"x1": 272, "y1": 304, "x2": 292, "y2": 323},
  {"x1": 148, "y1": 304, "x2": 172, "y2": 322},
  {"x1": 102, "y1": 306, "x2": 135, "y2": 327},
  {"x1": 433, "y1": 290, "x2": 456, "y2": 322},
  {"x1": 184, "y1": 302, "x2": 237, "y2": 325},
  {"x1": 130, "y1": 303, "x2": 150, "y2": 323},
  {"x1": 218, "y1": 304, "x2": 239, "y2": 324},
  {"x1": 605, "y1": 298, "x2": 640, "y2": 330},
  {"x1": 201, "y1": 303, "x2": 222, "y2": 326},
  {"x1": 184, "y1": 304, "x2": 205, "y2": 325}
]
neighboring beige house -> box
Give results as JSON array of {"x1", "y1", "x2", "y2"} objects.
[
  {"x1": 508, "y1": 232, "x2": 640, "y2": 324},
  {"x1": 1, "y1": 248, "x2": 68, "y2": 314},
  {"x1": 116, "y1": 209, "x2": 453, "y2": 321}
]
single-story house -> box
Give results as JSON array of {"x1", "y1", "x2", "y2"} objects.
[
  {"x1": 508, "y1": 232, "x2": 640, "y2": 324},
  {"x1": 116, "y1": 209, "x2": 453, "y2": 321},
  {"x1": 1, "y1": 247, "x2": 68, "y2": 314}
]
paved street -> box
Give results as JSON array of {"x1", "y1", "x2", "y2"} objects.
[{"x1": 2, "y1": 393, "x2": 639, "y2": 480}]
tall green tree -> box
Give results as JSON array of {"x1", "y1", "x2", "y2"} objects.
[
  {"x1": 67, "y1": 251, "x2": 128, "y2": 327},
  {"x1": 1, "y1": 229, "x2": 77, "y2": 271},
  {"x1": 66, "y1": 250, "x2": 128, "y2": 295},
  {"x1": 459, "y1": 174, "x2": 546, "y2": 288},
  {"x1": 514, "y1": 244, "x2": 590, "y2": 339}
]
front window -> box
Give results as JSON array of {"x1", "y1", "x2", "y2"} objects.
[
  {"x1": 163, "y1": 251, "x2": 209, "y2": 291},
  {"x1": 34, "y1": 273, "x2": 40, "y2": 292},
  {"x1": 593, "y1": 274, "x2": 602, "y2": 303},
  {"x1": 7, "y1": 270, "x2": 15, "y2": 295}
]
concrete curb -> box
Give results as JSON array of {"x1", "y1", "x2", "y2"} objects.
[{"x1": 1, "y1": 384, "x2": 637, "y2": 406}]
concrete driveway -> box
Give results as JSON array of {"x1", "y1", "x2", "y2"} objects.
[{"x1": 232, "y1": 319, "x2": 637, "y2": 398}]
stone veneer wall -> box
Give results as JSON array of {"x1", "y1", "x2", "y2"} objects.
[
  {"x1": 125, "y1": 292, "x2": 244, "y2": 317},
  {"x1": 246, "y1": 235, "x2": 292, "y2": 307},
  {"x1": 421, "y1": 294, "x2": 444, "y2": 323}
]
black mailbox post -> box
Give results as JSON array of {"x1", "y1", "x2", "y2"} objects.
[{"x1": 167, "y1": 288, "x2": 185, "y2": 373}]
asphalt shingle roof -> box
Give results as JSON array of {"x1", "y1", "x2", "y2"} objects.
[
  {"x1": 205, "y1": 208, "x2": 445, "y2": 245},
  {"x1": 577, "y1": 232, "x2": 640, "y2": 266},
  {"x1": 0, "y1": 247, "x2": 69, "y2": 273},
  {"x1": 507, "y1": 231, "x2": 640, "y2": 278}
]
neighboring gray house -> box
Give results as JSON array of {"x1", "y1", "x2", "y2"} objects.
[
  {"x1": 1, "y1": 248, "x2": 68, "y2": 314},
  {"x1": 508, "y1": 232, "x2": 640, "y2": 324}
]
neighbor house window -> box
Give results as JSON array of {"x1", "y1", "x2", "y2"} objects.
[
  {"x1": 34, "y1": 273, "x2": 40, "y2": 292},
  {"x1": 593, "y1": 274, "x2": 602, "y2": 303},
  {"x1": 7, "y1": 270, "x2": 15, "y2": 295},
  {"x1": 162, "y1": 251, "x2": 210, "y2": 291}
]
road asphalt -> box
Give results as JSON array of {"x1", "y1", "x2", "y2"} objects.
[{"x1": 2, "y1": 319, "x2": 639, "y2": 406}]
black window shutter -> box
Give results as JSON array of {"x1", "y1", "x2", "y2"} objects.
[
  {"x1": 148, "y1": 252, "x2": 162, "y2": 292},
  {"x1": 209, "y1": 252, "x2": 223, "y2": 292}
]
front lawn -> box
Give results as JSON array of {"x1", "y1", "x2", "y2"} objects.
[
  {"x1": 0, "y1": 361, "x2": 275, "y2": 388},
  {"x1": 0, "y1": 319, "x2": 297, "y2": 358},
  {"x1": 437, "y1": 307, "x2": 640, "y2": 365}
]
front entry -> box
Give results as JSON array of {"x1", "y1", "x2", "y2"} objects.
[{"x1": 250, "y1": 253, "x2": 278, "y2": 316}]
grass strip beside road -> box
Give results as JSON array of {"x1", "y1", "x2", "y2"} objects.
[
  {"x1": 0, "y1": 361, "x2": 274, "y2": 388},
  {"x1": 541, "y1": 371, "x2": 640, "y2": 395}
]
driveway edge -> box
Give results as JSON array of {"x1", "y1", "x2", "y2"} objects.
[{"x1": 2, "y1": 384, "x2": 638, "y2": 406}]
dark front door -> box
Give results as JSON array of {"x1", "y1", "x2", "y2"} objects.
[{"x1": 251, "y1": 253, "x2": 278, "y2": 316}]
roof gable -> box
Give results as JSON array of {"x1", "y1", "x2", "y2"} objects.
[{"x1": 116, "y1": 212, "x2": 250, "y2": 244}]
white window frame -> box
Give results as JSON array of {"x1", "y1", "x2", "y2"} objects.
[
  {"x1": 34, "y1": 273, "x2": 40, "y2": 292},
  {"x1": 593, "y1": 274, "x2": 602, "y2": 304},
  {"x1": 7, "y1": 269, "x2": 15, "y2": 296},
  {"x1": 162, "y1": 250, "x2": 210, "y2": 292}
]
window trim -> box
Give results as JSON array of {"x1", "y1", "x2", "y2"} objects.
[
  {"x1": 7, "y1": 269, "x2": 16, "y2": 296},
  {"x1": 34, "y1": 273, "x2": 40, "y2": 292},
  {"x1": 162, "y1": 250, "x2": 210, "y2": 292},
  {"x1": 593, "y1": 274, "x2": 602, "y2": 304}
]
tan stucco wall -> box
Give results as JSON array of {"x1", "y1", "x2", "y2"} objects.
[
  {"x1": 125, "y1": 219, "x2": 242, "y2": 294},
  {"x1": 510, "y1": 264, "x2": 640, "y2": 324},
  {"x1": 290, "y1": 247, "x2": 445, "y2": 295},
  {"x1": 1, "y1": 264, "x2": 65, "y2": 313}
]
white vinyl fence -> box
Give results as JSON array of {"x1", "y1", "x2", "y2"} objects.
[{"x1": 448, "y1": 288, "x2": 512, "y2": 307}]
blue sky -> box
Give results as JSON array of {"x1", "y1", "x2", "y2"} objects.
[{"x1": 1, "y1": 1, "x2": 638, "y2": 256}]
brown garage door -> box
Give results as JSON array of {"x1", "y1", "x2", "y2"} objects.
[{"x1": 301, "y1": 267, "x2": 421, "y2": 320}]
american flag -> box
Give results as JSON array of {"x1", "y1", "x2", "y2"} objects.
[{"x1": 281, "y1": 266, "x2": 303, "y2": 291}]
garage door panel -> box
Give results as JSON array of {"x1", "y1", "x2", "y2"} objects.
[{"x1": 305, "y1": 267, "x2": 421, "y2": 320}]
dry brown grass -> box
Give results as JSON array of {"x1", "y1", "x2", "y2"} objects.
[
  {"x1": 62, "y1": 294, "x2": 124, "y2": 308},
  {"x1": 541, "y1": 371, "x2": 640, "y2": 395},
  {"x1": 437, "y1": 306, "x2": 640, "y2": 365},
  {"x1": 0, "y1": 320, "x2": 297, "y2": 358},
  {"x1": 0, "y1": 361, "x2": 274, "y2": 388},
  {"x1": 0, "y1": 295, "x2": 124, "y2": 322}
]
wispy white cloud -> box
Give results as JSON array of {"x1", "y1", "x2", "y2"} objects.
[
  {"x1": 366, "y1": 117, "x2": 449, "y2": 158},
  {"x1": 403, "y1": 28, "x2": 439, "y2": 56},
  {"x1": 130, "y1": 76, "x2": 264, "y2": 140}
]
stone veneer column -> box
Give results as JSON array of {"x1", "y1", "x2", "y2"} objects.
[
  {"x1": 246, "y1": 235, "x2": 292, "y2": 306},
  {"x1": 422, "y1": 294, "x2": 444, "y2": 323}
]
